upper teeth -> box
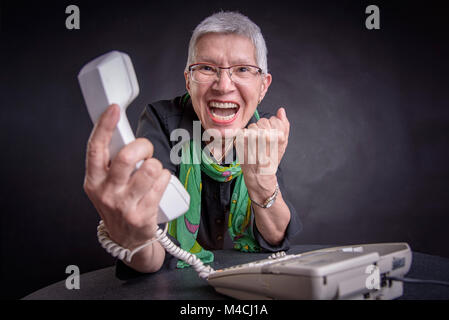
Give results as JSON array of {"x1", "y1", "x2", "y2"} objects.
[{"x1": 209, "y1": 101, "x2": 238, "y2": 109}]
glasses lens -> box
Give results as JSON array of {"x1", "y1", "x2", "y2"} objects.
[
  {"x1": 191, "y1": 64, "x2": 218, "y2": 83},
  {"x1": 231, "y1": 66, "x2": 261, "y2": 83}
]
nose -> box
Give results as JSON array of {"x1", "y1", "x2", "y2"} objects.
[{"x1": 212, "y1": 69, "x2": 235, "y2": 93}]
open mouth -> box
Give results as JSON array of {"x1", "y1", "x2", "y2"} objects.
[{"x1": 207, "y1": 101, "x2": 240, "y2": 124}]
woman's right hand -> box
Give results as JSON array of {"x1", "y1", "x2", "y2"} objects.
[{"x1": 83, "y1": 104, "x2": 171, "y2": 251}]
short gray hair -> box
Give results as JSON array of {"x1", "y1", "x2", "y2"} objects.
[{"x1": 185, "y1": 11, "x2": 268, "y2": 74}]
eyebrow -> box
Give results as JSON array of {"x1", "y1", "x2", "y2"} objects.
[{"x1": 195, "y1": 56, "x2": 255, "y2": 66}]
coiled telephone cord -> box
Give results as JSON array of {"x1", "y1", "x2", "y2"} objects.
[{"x1": 97, "y1": 220, "x2": 215, "y2": 279}]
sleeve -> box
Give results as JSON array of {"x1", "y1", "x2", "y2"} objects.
[
  {"x1": 135, "y1": 103, "x2": 180, "y2": 175},
  {"x1": 252, "y1": 164, "x2": 303, "y2": 253}
]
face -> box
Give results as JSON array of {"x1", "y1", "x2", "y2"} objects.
[{"x1": 184, "y1": 33, "x2": 272, "y2": 137}]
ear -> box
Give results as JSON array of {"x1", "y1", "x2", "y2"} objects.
[
  {"x1": 184, "y1": 71, "x2": 191, "y2": 93},
  {"x1": 259, "y1": 73, "x2": 272, "y2": 102}
]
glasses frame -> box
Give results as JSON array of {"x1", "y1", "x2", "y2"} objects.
[{"x1": 188, "y1": 62, "x2": 263, "y2": 84}]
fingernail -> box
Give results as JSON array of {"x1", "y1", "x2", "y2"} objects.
[{"x1": 109, "y1": 104, "x2": 120, "y2": 117}]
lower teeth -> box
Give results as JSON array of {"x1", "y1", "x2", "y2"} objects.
[
  {"x1": 209, "y1": 106, "x2": 238, "y2": 120},
  {"x1": 212, "y1": 112, "x2": 236, "y2": 120}
]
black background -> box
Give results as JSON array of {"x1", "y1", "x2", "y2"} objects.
[{"x1": 1, "y1": 0, "x2": 448, "y2": 299}]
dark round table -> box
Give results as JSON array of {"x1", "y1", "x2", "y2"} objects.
[{"x1": 23, "y1": 245, "x2": 449, "y2": 300}]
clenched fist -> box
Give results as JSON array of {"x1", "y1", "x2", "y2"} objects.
[{"x1": 236, "y1": 107, "x2": 289, "y2": 178}]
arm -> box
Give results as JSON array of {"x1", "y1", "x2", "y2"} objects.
[
  {"x1": 117, "y1": 99, "x2": 184, "y2": 275},
  {"x1": 84, "y1": 104, "x2": 170, "y2": 274},
  {"x1": 238, "y1": 108, "x2": 294, "y2": 246},
  {"x1": 122, "y1": 241, "x2": 166, "y2": 273},
  {"x1": 245, "y1": 174, "x2": 290, "y2": 246}
]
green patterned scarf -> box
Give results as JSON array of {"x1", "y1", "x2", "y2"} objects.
[{"x1": 168, "y1": 97, "x2": 261, "y2": 268}]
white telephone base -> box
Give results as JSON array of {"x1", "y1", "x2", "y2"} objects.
[{"x1": 207, "y1": 242, "x2": 412, "y2": 300}]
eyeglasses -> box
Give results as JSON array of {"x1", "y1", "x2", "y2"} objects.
[{"x1": 188, "y1": 63, "x2": 263, "y2": 85}]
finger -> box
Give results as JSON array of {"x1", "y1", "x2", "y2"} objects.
[
  {"x1": 85, "y1": 104, "x2": 120, "y2": 185},
  {"x1": 256, "y1": 117, "x2": 271, "y2": 130},
  {"x1": 268, "y1": 115, "x2": 283, "y2": 129},
  {"x1": 126, "y1": 158, "x2": 163, "y2": 202},
  {"x1": 257, "y1": 129, "x2": 271, "y2": 166},
  {"x1": 247, "y1": 122, "x2": 258, "y2": 130},
  {"x1": 246, "y1": 128, "x2": 259, "y2": 165},
  {"x1": 276, "y1": 107, "x2": 290, "y2": 136},
  {"x1": 106, "y1": 138, "x2": 154, "y2": 188},
  {"x1": 256, "y1": 129, "x2": 280, "y2": 175},
  {"x1": 267, "y1": 116, "x2": 282, "y2": 136},
  {"x1": 235, "y1": 129, "x2": 256, "y2": 165},
  {"x1": 136, "y1": 169, "x2": 171, "y2": 220},
  {"x1": 276, "y1": 107, "x2": 287, "y2": 122}
]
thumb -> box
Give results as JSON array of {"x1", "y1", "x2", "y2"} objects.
[{"x1": 276, "y1": 107, "x2": 287, "y2": 122}]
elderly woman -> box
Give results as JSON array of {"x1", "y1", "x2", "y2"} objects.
[{"x1": 84, "y1": 11, "x2": 301, "y2": 277}]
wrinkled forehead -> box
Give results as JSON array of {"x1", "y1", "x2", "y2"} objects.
[{"x1": 194, "y1": 33, "x2": 258, "y2": 66}]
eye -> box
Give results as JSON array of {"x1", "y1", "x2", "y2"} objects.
[
  {"x1": 236, "y1": 66, "x2": 249, "y2": 73},
  {"x1": 197, "y1": 64, "x2": 216, "y2": 73}
]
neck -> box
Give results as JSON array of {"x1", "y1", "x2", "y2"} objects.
[{"x1": 206, "y1": 136, "x2": 235, "y2": 164}]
